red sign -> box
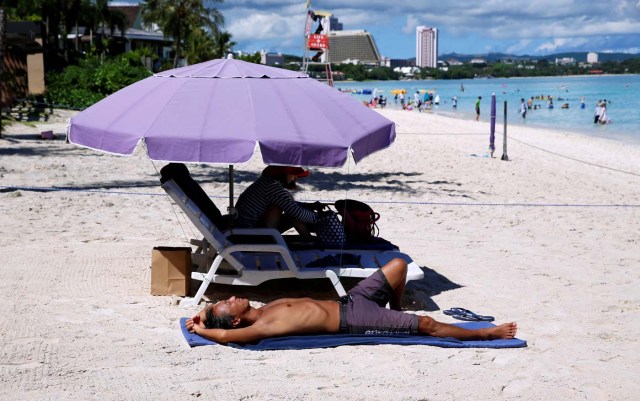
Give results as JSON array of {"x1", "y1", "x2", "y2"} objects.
[{"x1": 307, "y1": 34, "x2": 329, "y2": 50}]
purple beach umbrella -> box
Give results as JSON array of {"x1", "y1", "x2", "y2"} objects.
[{"x1": 68, "y1": 58, "x2": 396, "y2": 168}]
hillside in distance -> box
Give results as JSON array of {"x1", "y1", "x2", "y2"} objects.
[{"x1": 439, "y1": 51, "x2": 640, "y2": 63}]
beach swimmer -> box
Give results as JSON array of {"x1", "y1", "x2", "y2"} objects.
[
  {"x1": 186, "y1": 258, "x2": 518, "y2": 344},
  {"x1": 475, "y1": 96, "x2": 482, "y2": 121}
]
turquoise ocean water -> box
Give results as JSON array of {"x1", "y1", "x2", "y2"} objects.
[{"x1": 334, "y1": 75, "x2": 640, "y2": 144}]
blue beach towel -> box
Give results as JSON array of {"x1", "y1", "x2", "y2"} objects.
[{"x1": 179, "y1": 318, "x2": 526, "y2": 350}]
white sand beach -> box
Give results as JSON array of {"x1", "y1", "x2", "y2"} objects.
[{"x1": 1, "y1": 108, "x2": 639, "y2": 400}]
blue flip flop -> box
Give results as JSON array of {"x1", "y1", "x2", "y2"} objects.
[{"x1": 443, "y1": 307, "x2": 495, "y2": 322}]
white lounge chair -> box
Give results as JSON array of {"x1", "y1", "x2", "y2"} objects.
[{"x1": 160, "y1": 164, "x2": 423, "y2": 306}]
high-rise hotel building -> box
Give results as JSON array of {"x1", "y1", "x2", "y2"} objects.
[
  {"x1": 328, "y1": 30, "x2": 381, "y2": 65},
  {"x1": 416, "y1": 26, "x2": 438, "y2": 68}
]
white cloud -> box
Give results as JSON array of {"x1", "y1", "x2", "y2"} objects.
[
  {"x1": 536, "y1": 37, "x2": 589, "y2": 52},
  {"x1": 506, "y1": 39, "x2": 533, "y2": 54},
  {"x1": 403, "y1": 15, "x2": 418, "y2": 35},
  {"x1": 212, "y1": 0, "x2": 640, "y2": 55},
  {"x1": 226, "y1": 9, "x2": 304, "y2": 42}
]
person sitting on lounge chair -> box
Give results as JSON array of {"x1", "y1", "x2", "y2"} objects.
[
  {"x1": 186, "y1": 258, "x2": 518, "y2": 344},
  {"x1": 234, "y1": 166, "x2": 324, "y2": 240}
]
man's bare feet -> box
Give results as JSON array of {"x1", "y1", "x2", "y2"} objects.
[{"x1": 486, "y1": 322, "x2": 518, "y2": 339}]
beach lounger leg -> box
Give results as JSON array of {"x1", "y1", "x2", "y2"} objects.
[
  {"x1": 180, "y1": 254, "x2": 224, "y2": 306},
  {"x1": 326, "y1": 270, "x2": 347, "y2": 297}
]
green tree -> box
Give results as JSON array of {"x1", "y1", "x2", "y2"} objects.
[
  {"x1": 236, "y1": 51, "x2": 261, "y2": 64},
  {"x1": 3, "y1": 0, "x2": 128, "y2": 65},
  {"x1": 185, "y1": 27, "x2": 214, "y2": 64},
  {"x1": 2, "y1": 0, "x2": 62, "y2": 62},
  {"x1": 211, "y1": 31, "x2": 235, "y2": 59},
  {"x1": 87, "y1": 0, "x2": 128, "y2": 61},
  {"x1": 46, "y1": 54, "x2": 151, "y2": 109},
  {"x1": 141, "y1": 0, "x2": 224, "y2": 67}
]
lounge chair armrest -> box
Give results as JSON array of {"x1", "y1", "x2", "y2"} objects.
[
  {"x1": 219, "y1": 244, "x2": 299, "y2": 275},
  {"x1": 223, "y1": 228, "x2": 289, "y2": 247},
  {"x1": 220, "y1": 243, "x2": 290, "y2": 255}
]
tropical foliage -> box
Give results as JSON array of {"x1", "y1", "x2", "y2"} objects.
[
  {"x1": 236, "y1": 51, "x2": 261, "y2": 64},
  {"x1": 1, "y1": 0, "x2": 127, "y2": 67},
  {"x1": 326, "y1": 64, "x2": 400, "y2": 81},
  {"x1": 45, "y1": 52, "x2": 151, "y2": 109},
  {"x1": 211, "y1": 31, "x2": 236, "y2": 60},
  {"x1": 417, "y1": 59, "x2": 640, "y2": 80},
  {"x1": 326, "y1": 59, "x2": 640, "y2": 82},
  {"x1": 140, "y1": 0, "x2": 224, "y2": 67}
]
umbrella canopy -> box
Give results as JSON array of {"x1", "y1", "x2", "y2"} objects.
[{"x1": 68, "y1": 58, "x2": 396, "y2": 168}]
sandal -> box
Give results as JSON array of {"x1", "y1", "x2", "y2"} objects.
[{"x1": 443, "y1": 307, "x2": 495, "y2": 322}]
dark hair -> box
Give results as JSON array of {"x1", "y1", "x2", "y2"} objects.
[{"x1": 204, "y1": 307, "x2": 234, "y2": 329}]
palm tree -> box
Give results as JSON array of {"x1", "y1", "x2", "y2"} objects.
[
  {"x1": 211, "y1": 31, "x2": 235, "y2": 59},
  {"x1": 89, "y1": 0, "x2": 128, "y2": 60},
  {"x1": 141, "y1": 0, "x2": 224, "y2": 67},
  {"x1": 2, "y1": 0, "x2": 76, "y2": 64},
  {"x1": 184, "y1": 27, "x2": 215, "y2": 64}
]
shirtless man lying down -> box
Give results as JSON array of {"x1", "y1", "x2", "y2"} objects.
[{"x1": 186, "y1": 258, "x2": 517, "y2": 344}]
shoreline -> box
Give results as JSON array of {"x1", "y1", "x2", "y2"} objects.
[
  {"x1": 427, "y1": 106, "x2": 640, "y2": 144},
  {"x1": 336, "y1": 72, "x2": 640, "y2": 83},
  {"x1": 1, "y1": 107, "x2": 639, "y2": 400},
  {"x1": 335, "y1": 74, "x2": 639, "y2": 141}
]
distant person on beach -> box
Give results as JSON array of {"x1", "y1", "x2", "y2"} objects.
[
  {"x1": 520, "y1": 98, "x2": 527, "y2": 119},
  {"x1": 598, "y1": 103, "x2": 609, "y2": 124},
  {"x1": 452, "y1": 96, "x2": 458, "y2": 110},
  {"x1": 527, "y1": 97, "x2": 533, "y2": 110},
  {"x1": 186, "y1": 258, "x2": 518, "y2": 344},
  {"x1": 594, "y1": 102, "x2": 604, "y2": 123},
  {"x1": 475, "y1": 96, "x2": 482, "y2": 121},
  {"x1": 235, "y1": 166, "x2": 323, "y2": 240},
  {"x1": 378, "y1": 95, "x2": 386, "y2": 109}
]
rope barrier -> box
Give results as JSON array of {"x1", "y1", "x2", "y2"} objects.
[
  {"x1": 398, "y1": 131, "x2": 640, "y2": 177},
  {"x1": 0, "y1": 185, "x2": 164, "y2": 196},
  {"x1": 2, "y1": 185, "x2": 639, "y2": 208},
  {"x1": 2, "y1": 128, "x2": 637, "y2": 209},
  {"x1": 507, "y1": 136, "x2": 640, "y2": 177}
]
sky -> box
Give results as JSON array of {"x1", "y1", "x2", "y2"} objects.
[{"x1": 113, "y1": 0, "x2": 640, "y2": 58}]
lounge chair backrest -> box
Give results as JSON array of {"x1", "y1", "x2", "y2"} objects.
[
  {"x1": 159, "y1": 163, "x2": 224, "y2": 227},
  {"x1": 161, "y1": 179, "x2": 229, "y2": 249}
]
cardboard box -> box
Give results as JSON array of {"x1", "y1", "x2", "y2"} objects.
[{"x1": 151, "y1": 247, "x2": 192, "y2": 296}]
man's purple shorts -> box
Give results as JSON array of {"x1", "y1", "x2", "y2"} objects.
[{"x1": 339, "y1": 269, "x2": 419, "y2": 335}]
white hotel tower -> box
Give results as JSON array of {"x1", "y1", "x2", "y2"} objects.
[{"x1": 416, "y1": 26, "x2": 438, "y2": 68}]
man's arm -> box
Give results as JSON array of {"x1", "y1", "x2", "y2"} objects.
[
  {"x1": 188, "y1": 304, "x2": 317, "y2": 344},
  {"x1": 193, "y1": 324, "x2": 270, "y2": 344}
]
